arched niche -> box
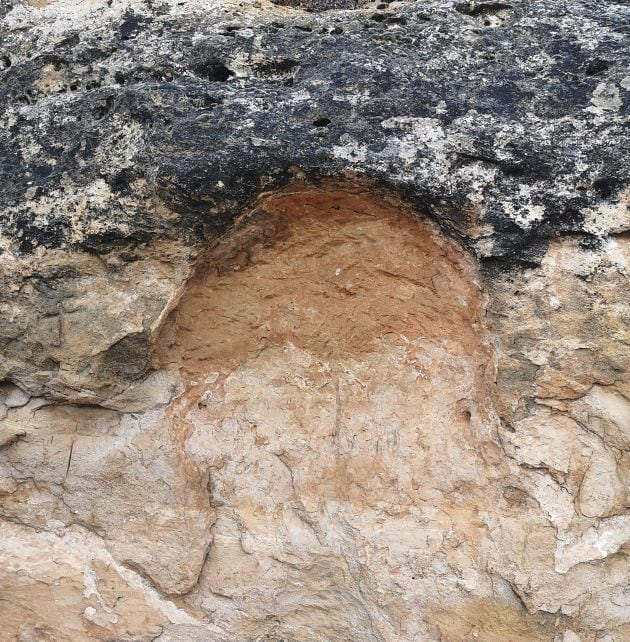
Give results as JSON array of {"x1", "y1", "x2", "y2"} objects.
[{"x1": 152, "y1": 180, "x2": 543, "y2": 641}]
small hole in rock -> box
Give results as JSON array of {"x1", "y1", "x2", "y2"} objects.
[
  {"x1": 592, "y1": 176, "x2": 619, "y2": 199},
  {"x1": 313, "y1": 117, "x2": 331, "y2": 127},
  {"x1": 194, "y1": 60, "x2": 234, "y2": 82},
  {"x1": 584, "y1": 58, "x2": 610, "y2": 76}
]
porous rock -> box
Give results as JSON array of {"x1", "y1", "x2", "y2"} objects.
[{"x1": 0, "y1": 0, "x2": 628, "y2": 640}]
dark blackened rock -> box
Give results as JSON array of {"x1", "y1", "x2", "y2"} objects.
[{"x1": 0, "y1": 0, "x2": 627, "y2": 266}]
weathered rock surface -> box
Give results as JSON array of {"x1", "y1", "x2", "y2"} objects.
[{"x1": 0, "y1": 0, "x2": 628, "y2": 640}]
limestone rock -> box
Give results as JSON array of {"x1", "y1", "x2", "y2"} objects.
[{"x1": 0, "y1": 0, "x2": 629, "y2": 640}]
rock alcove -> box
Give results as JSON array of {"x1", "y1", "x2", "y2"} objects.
[{"x1": 150, "y1": 181, "x2": 543, "y2": 639}]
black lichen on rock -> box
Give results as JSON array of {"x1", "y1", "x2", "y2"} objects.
[{"x1": 0, "y1": 0, "x2": 628, "y2": 266}]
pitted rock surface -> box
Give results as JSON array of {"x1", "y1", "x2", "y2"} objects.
[
  {"x1": 0, "y1": 1, "x2": 628, "y2": 641},
  {"x1": 1, "y1": 0, "x2": 628, "y2": 259}
]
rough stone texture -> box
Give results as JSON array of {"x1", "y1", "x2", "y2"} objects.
[{"x1": 0, "y1": 0, "x2": 628, "y2": 640}]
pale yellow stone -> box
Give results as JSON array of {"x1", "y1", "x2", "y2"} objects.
[{"x1": 1, "y1": 183, "x2": 629, "y2": 640}]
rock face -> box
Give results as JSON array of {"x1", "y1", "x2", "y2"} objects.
[{"x1": 0, "y1": 1, "x2": 628, "y2": 641}]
